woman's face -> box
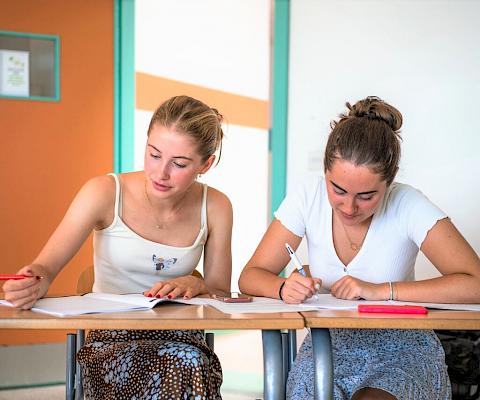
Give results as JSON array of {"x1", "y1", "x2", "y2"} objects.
[
  {"x1": 144, "y1": 124, "x2": 214, "y2": 198},
  {"x1": 325, "y1": 159, "x2": 388, "y2": 226}
]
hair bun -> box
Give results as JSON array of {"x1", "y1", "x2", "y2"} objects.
[
  {"x1": 211, "y1": 107, "x2": 224, "y2": 124},
  {"x1": 345, "y1": 96, "x2": 402, "y2": 132}
]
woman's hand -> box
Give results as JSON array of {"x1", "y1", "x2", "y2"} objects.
[
  {"x1": 2, "y1": 264, "x2": 50, "y2": 309},
  {"x1": 330, "y1": 275, "x2": 388, "y2": 300},
  {"x1": 280, "y1": 271, "x2": 322, "y2": 304},
  {"x1": 144, "y1": 275, "x2": 207, "y2": 300}
]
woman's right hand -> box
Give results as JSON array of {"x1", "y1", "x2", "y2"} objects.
[
  {"x1": 2, "y1": 264, "x2": 50, "y2": 309},
  {"x1": 280, "y1": 271, "x2": 322, "y2": 304}
]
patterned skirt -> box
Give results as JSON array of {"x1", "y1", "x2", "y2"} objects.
[
  {"x1": 287, "y1": 328, "x2": 452, "y2": 400},
  {"x1": 77, "y1": 329, "x2": 222, "y2": 400}
]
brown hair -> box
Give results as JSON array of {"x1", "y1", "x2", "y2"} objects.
[
  {"x1": 148, "y1": 95, "x2": 224, "y2": 163},
  {"x1": 324, "y1": 96, "x2": 403, "y2": 185}
]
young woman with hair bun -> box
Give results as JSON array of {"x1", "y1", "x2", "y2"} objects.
[{"x1": 240, "y1": 96, "x2": 480, "y2": 399}]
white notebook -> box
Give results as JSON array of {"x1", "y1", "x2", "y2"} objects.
[
  {"x1": 0, "y1": 293, "x2": 198, "y2": 317},
  {"x1": 300, "y1": 294, "x2": 480, "y2": 312}
]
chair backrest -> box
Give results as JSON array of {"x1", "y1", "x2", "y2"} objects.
[
  {"x1": 76, "y1": 266, "x2": 204, "y2": 294},
  {"x1": 76, "y1": 265, "x2": 95, "y2": 294}
]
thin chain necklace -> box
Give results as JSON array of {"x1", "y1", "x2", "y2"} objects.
[
  {"x1": 144, "y1": 180, "x2": 186, "y2": 229},
  {"x1": 338, "y1": 215, "x2": 365, "y2": 251}
]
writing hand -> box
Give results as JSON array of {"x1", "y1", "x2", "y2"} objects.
[
  {"x1": 280, "y1": 271, "x2": 322, "y2": 304},
  {"x1": 2, "y1": 264, "x2": 48, "y2": 309}
]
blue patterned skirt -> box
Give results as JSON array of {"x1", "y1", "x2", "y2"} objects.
[
  {"x1": 287, "y1": 328, "x2": 451, "y2": 400},
  {"x1": 77, "y1": 329, "x2": 222, "y2": 400}
]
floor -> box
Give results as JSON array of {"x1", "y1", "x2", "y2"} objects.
[
  {"x1": 0, "y1": 330, "x2": 268, "y2": 400},
  {"x1": 0, "y1": 386, "x2": 259, "y2": 400}
]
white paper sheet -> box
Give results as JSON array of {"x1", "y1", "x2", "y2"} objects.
[{"x1": 301, "y1": 294, "x2": 480, "y2": 312}]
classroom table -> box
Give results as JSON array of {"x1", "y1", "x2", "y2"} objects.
[
  {"x1": 0, "y1": 303, "x2": 304, "y2": 400},
  {"x1": 301, "y1": 309, "x2": 480, "y2": 400}
]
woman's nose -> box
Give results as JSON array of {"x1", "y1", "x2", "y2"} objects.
[
  {"x1": 344, "y1": 196, "x2": 358, "y2": 214},
  {"x1": 158, "y1": 162, "x2": 170, "y2": 180}
]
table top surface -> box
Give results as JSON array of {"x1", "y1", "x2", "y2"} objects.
[
  {"x1": 3, "y1": 300, "x2": 480, "y2": 331},
  {"x1": 0, "y1": 303, "x2": 305, "y2": 330},
  {"x1": 301, "y1": 309, "x2": 480, "y2": 330}
]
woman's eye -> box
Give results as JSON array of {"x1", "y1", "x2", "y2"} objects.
[
  {"x1": 333, "y1": 188, "x2": 345, "y2": 195},
  {"x1": 358, "y1": 195, "x2": 374, "y2": 201},
  {"x1": 173, "y1": 162, "x2": 187, "y2": 168},
  {"x1": 150, "y1": 153, "x2": 160, "y2": 159}
]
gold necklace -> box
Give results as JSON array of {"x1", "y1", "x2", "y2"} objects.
[
  {"x1": 338, "y1": 216, "x2": 365, "y2": 251},
  {"x1": 144, "y1": 180, "x2": 185, "y2": 229}
]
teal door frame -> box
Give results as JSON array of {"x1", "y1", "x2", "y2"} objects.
[
  {"x1": 270, "y1": 0, "x2": 289, "y2": 217},
  {"x1": 114, "y1": 0, "x2": 135, "y2": 173}
]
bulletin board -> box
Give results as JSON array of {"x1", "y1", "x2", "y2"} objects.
[{"x1": 0, "y1": 31, "x2": 60, "y2": 101}]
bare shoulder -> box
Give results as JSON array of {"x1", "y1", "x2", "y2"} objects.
[
  {"x1": 206, "y1": 186, "x2": 233, "y2": 213},
  {"x1": 71, "y1": 174, "x2": 117, "y2": 220},
  {"x1": 80, "y1": 174, "x2": 116, "y2": 201},
  {"x1": 205, "y1": 186, "x2": 233, "y2": 232}
]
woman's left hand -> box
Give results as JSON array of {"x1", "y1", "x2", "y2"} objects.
[
  {"x1": 330, "y1": 275, "x2": 388, "y2": 300},
  {"x1": 144, "y1": 275, "x2": 207, "y2": 300}
]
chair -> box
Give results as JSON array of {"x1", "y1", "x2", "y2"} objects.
[{"x1": 67, "y1": 267, "x2": 214, "y2": 400}]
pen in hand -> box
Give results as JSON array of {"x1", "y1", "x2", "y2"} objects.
[
  {"x1": 0, "y1": 274, "x2": 43, "y2": 281},
  {"x1": 285, "y1": 243, "x2": 307, "y2": 277},
  {"x1": 284, "y1": 243, "x2": 321, "y2": 296}
]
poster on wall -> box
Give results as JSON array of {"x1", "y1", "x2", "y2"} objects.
[{"x1": 0, "y1": 49, "x2": 30, "y2": 97}]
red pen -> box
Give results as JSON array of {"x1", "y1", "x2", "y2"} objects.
[
  {"x1": 0, "y1": 274, "x2": 42, "y2": 281},
  {"x1": 358, "y1": 304, "x2": 428, "y2": 314}
]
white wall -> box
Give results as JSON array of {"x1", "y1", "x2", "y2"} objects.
[
  {"x1": 135, "y1": 0, "x2": 271, "y2": 291},
  {"x1": 288, "y1": 0, "x2": 480, "y2": 278}
]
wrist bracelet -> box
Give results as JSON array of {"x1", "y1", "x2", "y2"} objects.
[
  {"x1": 388, "y1": 281, "x2": 394, "y2": 301},
  {"x1": 278, "y1": 281, "x2": 286, "y2": 301}
]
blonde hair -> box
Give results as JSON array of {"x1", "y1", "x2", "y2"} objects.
[
  {"x1": 148, "y1": 95, "x2": 224, "y2": 163},
  {"x1": 324, "y1": 96, "x2": 403, "y2": 185}
]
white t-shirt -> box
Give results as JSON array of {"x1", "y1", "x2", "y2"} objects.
[{"x1": 275, "y1": 174, "x2": 447, "y2": 290}]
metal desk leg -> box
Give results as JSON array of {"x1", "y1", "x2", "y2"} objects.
[
  {"x1": 66, "y1": 333, "x2": 77, "y2": 400},
  {"x1": 281, "y1": 331, "x2": 288, "y2": 387},
  {"x1": 262, "y1": 330, "x2": 285, "y2": 400},
  {"x1": 310, "y1": 328, "x2": 333, "y2": 400},
  {"x1": 75, "y1": 329, "x2": 85, "y2": 400},
  {"x1": 287, "y1": 329, "x2": 297, "y2": 370}
]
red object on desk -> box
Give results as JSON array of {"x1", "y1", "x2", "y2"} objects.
[
  {"x1": 0, "y1": 274, "x2": 41, "y2": 281},
  {"x1": 358, "y1": 304, "x2": 428, "y2": 314}
]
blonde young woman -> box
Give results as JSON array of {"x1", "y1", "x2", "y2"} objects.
[
  {"x1": 3, "y1": 96, "x2": 233, "y2": 400},
  {"x1": 239, "y1": 96, "x2": 480, "y2": 400}
]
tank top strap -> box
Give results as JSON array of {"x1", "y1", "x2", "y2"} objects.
[
  {"x1": 107, "y1": 173, "x2": 122, "y2": 218},
  {"x1": 201, "y1": 183, "x2": 208, "y2": 227}
]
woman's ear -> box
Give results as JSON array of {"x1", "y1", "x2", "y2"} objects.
[{"x1": 199, "y1": 154, "x2": 216, "y2": 174}]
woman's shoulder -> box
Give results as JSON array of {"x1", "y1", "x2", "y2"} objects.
[
  {"x1": 387, "y1": 182, "x2": 428, "y2": 204},
  {"x1": 205, "y1": 185, "x2": 232, "y2": 212},
  {"x1": 80, "y1": 174, "x2": 116, "y2": 195},
  {"x1": 75, "y1": 174, "x2": 117, "y2": 210},
  {"x1": 384, "y1": 182, "x2": 442, "y2": 217},
  {"x1": 288, "y1": 172, "x2": 326, "y2": 201}
]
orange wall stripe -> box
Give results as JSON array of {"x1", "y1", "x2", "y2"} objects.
[{"x1": 136, "y1": 72, "x2": 269, "y2": 130}]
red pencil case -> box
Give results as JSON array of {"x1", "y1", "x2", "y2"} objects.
[{"x1": 358, "y1": 304, "x2": 428, "y2": 314}]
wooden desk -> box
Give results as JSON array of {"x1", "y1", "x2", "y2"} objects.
[
  {"x1": 0, "y1": 303, "x2": 304, "y2": 400},
  {"x1": 301, "y1": 309, "x2": 480, "y2": 400}
]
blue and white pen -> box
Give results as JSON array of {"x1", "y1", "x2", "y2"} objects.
[
  {"x1": 285, "y1": 243, "x2": 321, "y2": 295},
  {"x1": 285, "y1": 243, "x2": 307, "y2": 277}
]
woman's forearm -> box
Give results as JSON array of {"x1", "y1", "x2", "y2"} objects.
[
  {"x1": 239, "y1": 266, "x2": 285, "y2": 299},
  {"x1": 394, "y1": 273, "x2": 480, "y2": 303}
]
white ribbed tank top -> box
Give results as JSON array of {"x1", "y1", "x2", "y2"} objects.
[{"x1": 93, "y1": 173, "x2": 208, "y2": 294}]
